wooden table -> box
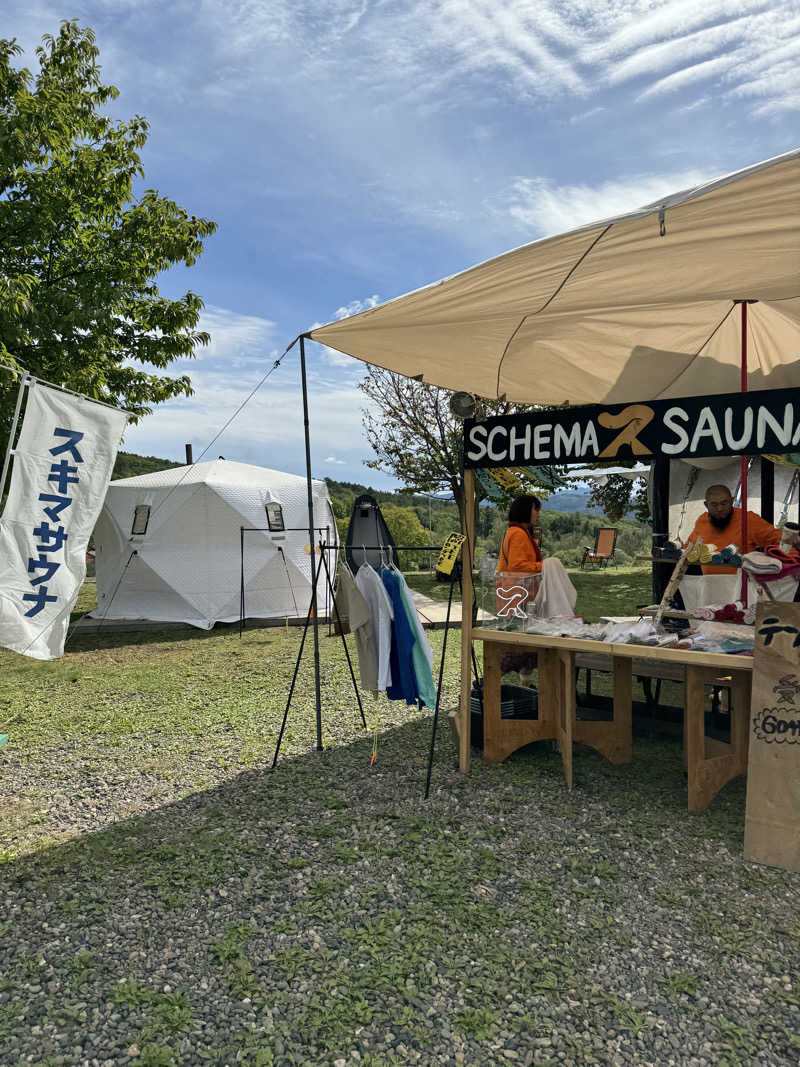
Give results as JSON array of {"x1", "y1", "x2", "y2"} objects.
[{"x1": 471, "y1": 628, "x2": 753, "y2": 813}]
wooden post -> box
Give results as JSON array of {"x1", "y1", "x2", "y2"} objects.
[{"x1": 458, "y1": 468, "x2": 475, "y2": 773}]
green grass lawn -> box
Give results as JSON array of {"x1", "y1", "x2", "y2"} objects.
[
  {"x1": 405, "y1": 565, "x2": 653, "y2": 620},
  {"x1": 1, "y1": 571, "x2": 798, "y2": 1065},
  {"x1": 77, "y1": 566, "x2": 653, "y2": 620}
]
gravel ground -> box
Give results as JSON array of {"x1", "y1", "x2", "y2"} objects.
[{"x1": 1, "y1": 629, "x2": 799, "y2": 1066}]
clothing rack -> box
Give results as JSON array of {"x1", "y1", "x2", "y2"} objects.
[{"x1": 255, "y1": 538, "x2": 472, "y2": 798}]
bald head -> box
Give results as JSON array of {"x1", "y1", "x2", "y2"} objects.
[{"x1": 704, "y1": 484, "x2": 734, "y2": 529}]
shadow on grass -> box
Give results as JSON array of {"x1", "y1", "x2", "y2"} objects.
[
  {"x1": 2, "y1": 718, "x2": 794, "y2": 1066},
  {"x1": 61, "y1": 618, "x2": 316, "y2": 654},
  {"x1": 3, "y1": 719, "x2": 750, "y2": 903}
]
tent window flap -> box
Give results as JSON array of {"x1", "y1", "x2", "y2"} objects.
[
  {"x1": 265, "y1": 502, "x2": 285, "y2": 531},
  {"x1": 131, "y1": 505, "x2": 151, "y2": 535}
]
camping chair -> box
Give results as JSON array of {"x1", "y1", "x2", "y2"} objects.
[{"x1": 581, "y1": 528, "x2": 618, "y2": 569}]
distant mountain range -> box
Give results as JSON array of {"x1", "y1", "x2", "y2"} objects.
[
  {"x1": 113, "y1": 453, "x2": 605, "y2": 517},
  {"x1": 543, "y1": 490, "x2": 601, "y2": 514}
]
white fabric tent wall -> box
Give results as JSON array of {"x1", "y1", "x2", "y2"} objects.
[{"x1": 92, "y1": 460, "x2": 336, "y2": 629}]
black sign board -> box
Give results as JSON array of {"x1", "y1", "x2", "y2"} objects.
[{"x1": 464, "y1": 386, "x2": 800, "y2": 469}]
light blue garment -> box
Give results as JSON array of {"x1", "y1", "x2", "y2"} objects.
[{"x1": 395, "y1": 572, "x2": 437, "y2": 710}]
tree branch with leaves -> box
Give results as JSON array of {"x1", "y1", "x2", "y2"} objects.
[
  {"x1": 359, "y1": 367, "x2": 561, "y2": 534},
  {"x1": 0, "y1": 21, "x2": 216, "y2": 441}
]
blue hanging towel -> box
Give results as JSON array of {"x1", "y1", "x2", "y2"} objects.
[
  {"x1": 380, "y1": 568, "x2": 420, "y2": 706},
  {"x1": 395, "y1": 573, "x2": 437, "y2": 709}
]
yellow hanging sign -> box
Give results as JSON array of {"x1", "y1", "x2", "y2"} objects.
[
  {"x1": 488, "y1": 467, "x2": 520, "y2": 490},
  {"x1": 436, "y1": 533, "x2": 466, "y2": 575}
]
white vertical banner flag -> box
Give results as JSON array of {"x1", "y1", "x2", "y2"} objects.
[{"x1": 0, "y1": 382, "x2": 128, "y2": 660}]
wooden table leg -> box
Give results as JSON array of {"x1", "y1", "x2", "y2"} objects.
[
  {"x1": 536, "y1": 648, "x2": 557, "y2": 733},
  {"x1": 556, "y1": 650, "x2": 574, "y2": 791},
  {"x1": 482, "y1": 642, "x2": 503, "y2": 763},
  {"x1": 573, "y1": 656, "x2": 632, "y2": 764},
  {"x1": 685, "y1": 665, "x2": 707, "y2": 812},
  {"x1": 482, "y1": 644, "x2": 559, "y2": 763},
  {"x1": 686, "y1": 665, "x2": 751, "y2": 813},
  {"x1": 613, "y1": 657, "x2": 633, "y2": 764},
  {"x1": 731, "y1": 670, "x2": 751, "y2": 776}
]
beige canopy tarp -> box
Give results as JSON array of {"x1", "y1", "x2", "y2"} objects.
[{"x1": 311, "y1": 149, "x2": 800, "y2": 406}]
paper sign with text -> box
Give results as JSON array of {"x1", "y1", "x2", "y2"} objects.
[
  {"x1": 436, "y1": 533, "x2": 465, "y2": 576},
  {"x1": 744, "y1": 601, "x2": 800, "y2": 872}
]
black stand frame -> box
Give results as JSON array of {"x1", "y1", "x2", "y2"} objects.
[
  {"x1": 261, "y1": 537, "x2": 473, "y2": 796},
  {"x1": 263, "y1": 333, "x2": 478, "y2": 796}
]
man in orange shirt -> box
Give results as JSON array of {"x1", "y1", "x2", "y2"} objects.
[{"x1": 687, "y1": 484, "x2": 780, "y2": 575}]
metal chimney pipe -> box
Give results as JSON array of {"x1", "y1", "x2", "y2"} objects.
[{"x1": 185, "y1": 443, "x2": 193, "y2": 465}]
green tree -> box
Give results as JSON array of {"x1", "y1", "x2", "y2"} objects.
[
  {"x1": 359, "y1": 368, "x2": 564, "y2": 534},
  {"x1": 381, "y1": 504, "x2": 429, "y2": 570},
  {"x1": 587, "y1": 472, "x2": 650, "y2": 522},
  {"x1": 0, "y1": 21, "x2": 216, "y2": 442}
]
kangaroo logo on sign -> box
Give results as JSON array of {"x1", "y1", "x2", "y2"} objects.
[
  {"x1": 773, "y1": 674, "x2": 800, "y2": 704},
  {"x1": 496, "y1": 584, "x2": 529, "y2": 619},
  {"x1": 752, "y1": 668, "x2": 800, "y2": 743}
]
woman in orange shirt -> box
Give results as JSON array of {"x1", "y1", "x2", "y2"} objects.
[
  {"x1": 498, "y1": 494, "x2": 543, "y2": 574},
  {"x1": 495, "y1": 494, "x2": 542, "y2": 677}
]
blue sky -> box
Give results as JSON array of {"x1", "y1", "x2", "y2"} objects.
[{"x1": 7, "y1": 1, "x2": 798, "y2": 487}]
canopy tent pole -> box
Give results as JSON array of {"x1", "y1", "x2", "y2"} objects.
[
  {"x1": 761, "y1": 459, "x2": 774, "y2": 524},
  {"x1": 458, "y1": 468, "x2": 475, "y2": 772},
  {"x1": 300, "y1": 335, "x2": 324, "y2": 751},
  {"x1": 740, "y1": 302, "x2": 749, "y2": 607},
  {"x1": 651, "y1": 457, "x2": 670, "y2": 603}
]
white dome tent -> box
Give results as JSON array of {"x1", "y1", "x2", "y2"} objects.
[{"x1": 91, "y1": 460, "x2": 336, "y2": 629}]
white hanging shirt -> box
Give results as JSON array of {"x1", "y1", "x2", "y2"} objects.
[{"x1": 355, "y1": 564, "x2": 394, "y2": 691}]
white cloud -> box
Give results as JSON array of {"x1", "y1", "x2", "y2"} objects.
[
  {"x1": 123, "y1": 373, "x2": 368, "y2": 471},
  {"x1": 319, "y1": 347, "x2": 360, "y2": 369},
  {"x1": 579, "y1": 0, "x2": 769, "y2": 64},
  {"x1": 638, "y1": 54, "x2": 740, "y2": 99},
  {"x1": 604, "y1": 12, "x2": 758, "y2": 84},
  {"x1": 9, "y1": 1, "x2": 799, "y2": 141},
  {"x1": 308, "y1": 296, "x2": 383, "y2": 368},
  {"x1": 195, "y1": 306, "x2": 277, "y2": 367},
  {"x1": 504, "y1": 169, "x2": 710, "y2": 236},
  {"x1": 727, "y1": 63, "x2": 800, "y2": 103},
  {"x1": 568, "y1": 106, "x2": 606, "y2": 124},
  {"x1": 7, "y1": 0, "x2": 794, "y2": 267},
  {"x1": 751, "y1": 92, "x2": 800, "y2": 117},
  {"x1": 120, "y1": 302, "x2": 377, "y2": 481},
  {"x1": 334, "y1": 295, "x2": 381, "y2": 320}
]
